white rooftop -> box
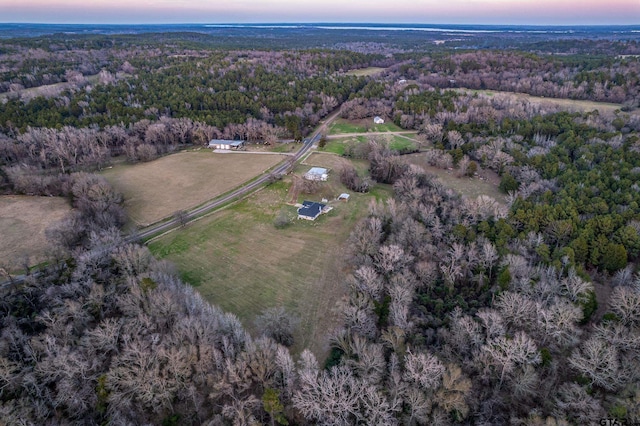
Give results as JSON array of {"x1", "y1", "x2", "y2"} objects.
[{"x1": 307, "y1": 167, "x2": 328, "y2": 175}]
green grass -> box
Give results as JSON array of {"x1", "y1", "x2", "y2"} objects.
[
  {"x1": 388, "y1": 136, "x2": 418, "y2": 152},
  {"x1": 321, "y1": 134, "x2": 418, "y2": 156},
  {"x1": 328, "y1": 119, "x2": 367, "y2": 134},
  {"x1": 370, "y1": 122, "x2": 404, "y2": 133},
  {"x1": 149, "y1": 174, "x2": 392, "y2": 359}
]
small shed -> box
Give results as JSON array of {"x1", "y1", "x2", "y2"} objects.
[
  {"x1": 373, "y1": 116, "x2": 385, "y2": 124},
  {"x1": 208, "y1": 139, "x2": 246, "y2": 150},
  {"x1": 297, "y1": 201, "x2": 327, "y2": 221},
  {"x1": 304, "y1": 167, "x2": 328, "y2": 181},
  {"x1": 338, "y1": 193, "x2": 350, "y2": 202}
]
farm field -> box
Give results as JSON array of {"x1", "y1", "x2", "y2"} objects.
[
  {"x1": 454, "y1": 87, "x2": 632, "y2": 115},
  {"x1": 101, "y1": 150, "x2": 286, "y2": 226},
  {"x1": 0, "y1": 195, "x2": 71, "y2": 270},
  {"x1": 149, "y1": 172, "x2": 392, "y2": 359},
  {"x1": 404, "y1": 153, "x2": 507, "y2": 205}
]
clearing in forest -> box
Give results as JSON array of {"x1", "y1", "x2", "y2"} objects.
[
  {"x1": 344, "y1": 67, "x2": 386, "y2": 77},
  {"x1": 321, "y1": 133, "x2": 420, "y2": 156},
  {"x1": 101, "y1": 150, "x2": 286, "y2": 226},
  {"x1": 404, "y1": 153, "x2": 508, "y2": 205},
  {"x1": 0, "y1": 195, "x2": 71, "y2": 270},
  {"x1": 454, "y1": 88, "x2": 631, "y2": 115},
  {"x1": 149, "y1": 174, "x2": 392, "y2": 360},
  {"x1": 328, "y1": 118, "x2": 405, "y2": 135}
]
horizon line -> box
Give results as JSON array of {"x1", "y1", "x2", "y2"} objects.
[{"x1": 2, "y1": 22, "x2": 640, "y2": 28}]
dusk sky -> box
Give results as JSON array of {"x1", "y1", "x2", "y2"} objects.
[{"x1": 1, "y1": 0, "x2": 639, "y2": 25}]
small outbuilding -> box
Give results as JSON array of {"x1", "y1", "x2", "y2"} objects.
[
  {"x1": 297, "y1": 201, "x2": 327, "y2": 221},
  {"x1": 304, "y1": 167, "x2": 329, "y2": 181},
  {"x1": 338, "y1": 193, "x2": 350, "y2": 202},
  {"x1": 208, "y1": 139, "x2": 246, "y2": 150},
  {"x1": 373, "y1": 116, "x2": 385, "y2": 124}
]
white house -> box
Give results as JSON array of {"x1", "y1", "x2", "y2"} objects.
[
  {"x1": 373, "y1": 116, "x2": 385, "y2": 124},
  {"x1": 304, "y1": 167, "x2": 328, "y2": 181}
]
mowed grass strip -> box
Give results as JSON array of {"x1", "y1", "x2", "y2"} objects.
[
  {"x1": 0, "y1": 195, "x2": 71, "y2": 270},
  {"x1": 101, "y1": 150, "x2": 286, "y2": 226},
  {"x1": 149, "y1": 177, "x2": 392, "y2": 358},
  {"x1": 404, "y1": 153, "x2": 508, "y2": 205}
]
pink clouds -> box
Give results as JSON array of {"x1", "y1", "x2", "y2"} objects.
[{"x1": 0, "y1": 0, "x2": 638, "y2": 25}]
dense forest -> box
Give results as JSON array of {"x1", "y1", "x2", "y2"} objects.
[{"x1": 1, "y1": 29, "x2": 640, "y2": 424}]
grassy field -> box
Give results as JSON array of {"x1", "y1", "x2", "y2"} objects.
[
  {"x1": 404, "y1": 153, "x2": 507, "y2": 205},
  {"x1": 302, "y1": 151, "x2": 352, "y2": 171},
  {"x1": 344, "y1": 67, "x2": 386, "y2": 77},
  {"x1": 101, "y1": 150, "x2": 286, "y2": 226},
  {"x1": 328, "y1": 119, "x2": 368, "y2": 134},
  {"x1": 149, "y1": 168, "x2": 391, "y2": 359},
  {"x1": 322, "y1": 133, "x2": 419, "y2": 156},
  {"x1": 328, "y1": 118, "x2": 405, "y2": 135},
  {"x1": 0, "y1": 195, "x2": 71, "y2": 270},
  {"x1": 454, "y1": 88, "x2": 631, "y2": 115},
  {"x1": 0, "y1": 75, "x2": 100, "y2": 102}
]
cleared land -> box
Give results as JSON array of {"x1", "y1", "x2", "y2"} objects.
[
  {"x1": 101, "y1": 150, "x2": 286, "y2": 226},
  {"x1": 302, "y1": 151, "x2": 352, "y2": 171},
  {"x1": 344, "y1": 67, "x2": 386, "y2": 77},
  {"x1": 149, "y1": 169, "x2": 391, "y2": 359},
  {"x1": 0, "y1": 195, "x2": 71, "y2": 270},
  {"x1": 455, "y1": 87, "x2": 631, "y2": 115},
  {"x1": 322, "y1": 133, "x2": 419, "y2": 156},
  {"x1": 328, "y1": 118, "x2": 405, "y2": 135},
  {"x1": 404, "y1": 153, "x2": 507, "y2": 205},
  {"x1": 0, "y1": 75, "x2": 99, "y2": 102}
]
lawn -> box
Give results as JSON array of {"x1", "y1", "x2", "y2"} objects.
[
  {"x1": 302, "y1": 151, "x2": 352, "y2": 171},
  {"x1": 321, "y1": 133, "x2": 419, "y2": 156},
  {"x1": 0, "y1": 195, "x2": 71, "y2": 271},
  {"x1": 149, "y1": 170, "x2": 392, "y2": 360},
  {"x1": 328, "y1": 119, "x2": 368, "y2": 135},
  {"x1": 404, "y1": 153, "x2": 507, "y2": 205},
  {"x1": 101, "y1": 150, "x2": 286, "y2": 226},
  {"x1": 344, "y1": 67, "x2": 386, "y2": 77}
]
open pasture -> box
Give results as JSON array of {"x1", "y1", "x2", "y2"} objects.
[
  {"x1": 455, "y1": 87, "x2": 631, "y2": 115},
  {"x1": 0, "y1": 195, "x2": 71, "y2": 270},
  {"x1": 149, "y1": 174, "x2": 392, "y2": 359},
  {"x1": 404, "y1": 153, "x2": 507, "y2": 205},
  {"x1": 101, "y1": 150, "x2": 286, "y2": 226},
  {"x1": 344, "y1": 67, "x2": 386, "y2": 77}
]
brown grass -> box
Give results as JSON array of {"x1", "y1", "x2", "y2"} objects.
[
  {"x1": 302, "y1": 151, "x2": 351, "y2": 171},
  {"x1": 0, "y1": 196, "x2": 71, "y2": 270},
  {"x1": 149, "y1": 177, "x2": 393, "y2": 359},
  {"x1": 101, "y1": 150, "x2": 287, "y2": 226},
  {"x1": 455, "y1": 88, "x2": 631, "y2": 115},
  {"x1": 404, "y1": 153, "x2": 508, "y2": 205},
  {"x1": 344, "y1": 67, "x2": 386, "y2": 77}
]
